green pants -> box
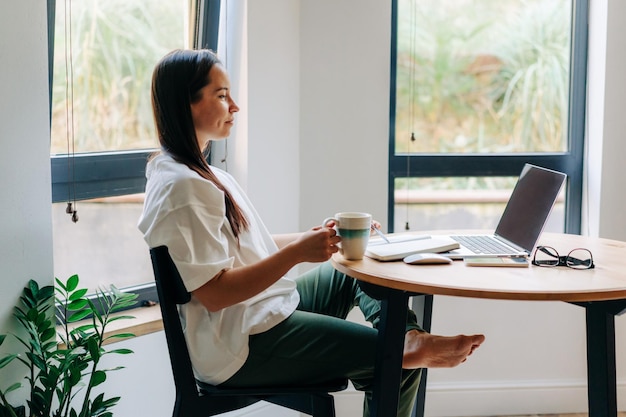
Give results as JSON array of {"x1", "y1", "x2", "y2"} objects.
[{"x1": 221, "y1": 262, "x2": 423, "y2": 417}]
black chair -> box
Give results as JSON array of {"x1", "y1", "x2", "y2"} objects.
[{"x1": 149, "y1": 245, "x2": 348, "y2": 417}]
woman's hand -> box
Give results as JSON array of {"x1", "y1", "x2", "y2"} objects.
[
  {"x1": 371, "y1": 220, "x2": 382, "y2": 235},
  {"x1": 290, "y1": 225, "x2": 341, "y2": 263}
]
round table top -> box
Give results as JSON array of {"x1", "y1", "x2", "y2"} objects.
[{"x1": 330, "y1": 231, "x2": 626, "y2": 302}]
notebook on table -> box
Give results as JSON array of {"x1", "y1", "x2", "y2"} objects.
[
  {"x1": 365, "y1": 234, "x2": 460, "y2": 261},
  {"x1": 442, "y1": 163, "x2": 566, "y2": 260}
]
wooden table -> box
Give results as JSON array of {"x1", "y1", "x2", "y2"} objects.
[{"x1": 331, "y1": 231, "x2": 626, "y2": 417}]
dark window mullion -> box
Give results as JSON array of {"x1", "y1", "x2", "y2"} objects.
[
  {"x1": 50, "y1": 151, "x2": 152, "y2": 203},
  {"x1": 389, "y1": 154, "x2": 577, "y2": 178},
  {"x1": 195, "y1": 0, "x2": 221, "y2": 50},
  {"x1": 564, "y1": 0, "x2": 589, "y2": 235}
]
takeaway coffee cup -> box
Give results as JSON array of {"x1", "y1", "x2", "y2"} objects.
[{"x1": 322, "y1": 212, "x2": 372, "y2": 260}]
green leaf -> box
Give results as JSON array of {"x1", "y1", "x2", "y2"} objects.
[
  {"x1": 104, "y1": 333, "x2": 135, "y2": 341},
  {"x1": 36, "y1": 318, "x2": 52, "y2": 333},
  {"x1": 110, "y1": 295, "x2": 139, "y2": 312},
  {"x1": 67, "y1": 299, "x2": 89, "y2": 311},
  {"x1": 28, "y1": 279, "x2": 40, "y2": 297},
  {"x1": 102, "y1": 366, "x2": 124, "y2": 372},
  {"x1": 88, "y1": 300, "x2": 103, "y2": 323},
  {"x1": 34, "y1": 311, "x2": 46, "y2": 327},
  {"x1": 68, "y1": 288, "x2": 88, "y2": 301},
  {"x1": 55, "y1": 276, "x2": 66, "y2": 291},
  {"x1": 38, "y1": 285, "x2": 55, "y2": 301},
  {"x1": 21, "y1": 292, "x2": 36, "y2": 310},
  {"x1": 27, "y1": 353, "x2": 47, "y2": 372},
  {"x1": 107, "y1": 315, "x2": 135, "y2": 323},
  {"x1": 103, "y1": 396, "x2": 120, "y2": 407},
  {"x1": 87, "y1": 338, "x2": 101, "y2": 361},
  {"x1": 105, "y1": 348, "x2": 133, "y2": 355},
  {"x1": 72, "y1": 324, "x2": 96, "y2": 333},
  {"x1": 3, "y1": 382, "x2": 22, "y2": 394},
  {"x1": 45, "y1": 366, "x2": 60, "y2": 384},
  {"x1": 28, "y1": 335, "x2": 42, "y2": 350},
  {"x1": 68, "y1": 367, "x2": 82, "y2": 386},
  {"x1": 41, "y1": 328, "x2": 57, "y2": 343},
  {"x1": 0, "y1": 354, "x2": 18, "y2": 369},
  {"x1": 91, "y1": 370, "x2": 107, "y2": 387},
  {"x1": 69, "y1": 331, "x2": 93, "y2": 346},
  {"x1": 90, "y1": 392, "x2": 105, "y2": 413},
  {"x1": 66, "y1": 274, "x2": 80, "y2": 292},
  {"x1": 26, "y1": 307, "x2": 39, "y2": 322},
  {"x1": 32, "y1": 387, "x2": 47, "y2": 406},
  {"x1": 42, "y1": 341, "x2": 58, "y2": 352},
  {"x1": 67, "y1": 309, "x2": 91, "y2": 323}
]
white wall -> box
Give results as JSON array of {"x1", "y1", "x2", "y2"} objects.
[
  {"x1": 587, "y1": 0, "x2": 626, "y2": 240},
  {"x1": 297, "y1": 0, "x2": 389, "y2": 229},
  {"x1": 2, "y1": 0, "x2": 626, "y2": 416},
  {"x1": 247, "y1": 0, "x2": 302, "y2": 233},
  {"x1": 0, "y1": 0, "x2": 54, "y2": 404},
  {"x1": 243, "y1": 0, "x2": 389, "y2": 234}
]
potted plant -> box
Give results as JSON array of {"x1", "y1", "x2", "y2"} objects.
[{"x1": 0, "y1": 275, "x2": 137, "y2": 417}]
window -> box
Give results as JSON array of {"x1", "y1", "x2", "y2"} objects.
[
  {"x1": 390, "y1": 0, "x2": 588, "y2": 234},
  {"x1": 48, "y1": 0, "x2": 222, "y2": 298}
]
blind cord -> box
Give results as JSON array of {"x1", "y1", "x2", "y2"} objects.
[{"x1": 63, "y1": 0, "x2": 78, "y2": 223}]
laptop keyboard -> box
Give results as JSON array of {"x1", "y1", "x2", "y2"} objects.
[{"x1": 450, "y1": 235, "x2": 517, "y2": 255}]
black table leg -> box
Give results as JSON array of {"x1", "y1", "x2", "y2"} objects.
[
  {"x1": 359, "y1": 282, "x2": 411, "y2": 417},
  {"x1": 411, "y1": 295, "x2": 433, "y2": 417},
  {"x1": 585, "y1": 305, "x2": 617, "y2": 417}
]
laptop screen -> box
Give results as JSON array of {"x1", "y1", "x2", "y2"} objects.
[{"x1": 494, "y1": 164, "x2": 567, "y2": 253}]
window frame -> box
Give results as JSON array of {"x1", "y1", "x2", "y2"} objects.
[
  {"x1": 47, "y1": 0, "x2": 223, "y2": 307},
  {"x1": 388, "y1": 0, "x2": 588, "y2": 235}
]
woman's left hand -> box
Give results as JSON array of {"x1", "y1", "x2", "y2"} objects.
[{"x1": 370, "y1": 220, "x2": 383, "y2": 235}]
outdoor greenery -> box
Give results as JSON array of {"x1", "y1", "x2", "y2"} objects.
[
  {"x1": 50, "y1": 0, "x2": 573, "y2": 157},
  {"x1": 395, "y1": 0, "x2": 571, "y2": 154},
  {"x1": 50, "y1": 0, "x2": 186, "y2": 154},
  {"x1": 0, "y1": 277, "x2": 137, "y2": 417}
]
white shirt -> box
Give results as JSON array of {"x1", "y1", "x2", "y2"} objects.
[{"x1": 138, "y1": 153, "x2": 299, "y2": 384}]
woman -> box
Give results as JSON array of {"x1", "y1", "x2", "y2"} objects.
[{"x1": 138, "y1": 49, "x2": 484, "y2": 417}]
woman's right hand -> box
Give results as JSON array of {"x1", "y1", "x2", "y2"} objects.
[{"x1": 290, "y1": 226, "x2": 341, "y2": 263}]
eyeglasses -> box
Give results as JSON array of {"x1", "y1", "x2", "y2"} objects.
[{"x1": 532, "y1": 245, "x2": 595, "y2": 270}]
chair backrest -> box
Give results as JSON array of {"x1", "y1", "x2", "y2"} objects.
[{"x1": 149, "y1": 245, "x2": 200, "y2": 400}]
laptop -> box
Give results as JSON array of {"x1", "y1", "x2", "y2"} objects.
[{"x1": 442, "y1": 163, "x2": 566, "y2": 260}]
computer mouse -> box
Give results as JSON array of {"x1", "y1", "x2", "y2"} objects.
[{"x1": 403, "y1": 253, "x2": 453, "y2": 265}]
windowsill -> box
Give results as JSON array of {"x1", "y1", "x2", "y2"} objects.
[
  {"x1": 59, "y1": 305, "x2": 371, "y2": 347},
  {"x1": 62, "y1": 305, "x2": 368, "y2": 346},
  {"x1": 59, "y1": 305, "x2": 164, "y2": 346}
]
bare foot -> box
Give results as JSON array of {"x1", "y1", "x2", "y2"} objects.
[{"x1": 402, "y1": 330, "x2": 485, "y2": 369}]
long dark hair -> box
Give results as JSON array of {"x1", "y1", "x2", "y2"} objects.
[{"x1": 151, "y1": 49, "x2": 249, "y2": 238}]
